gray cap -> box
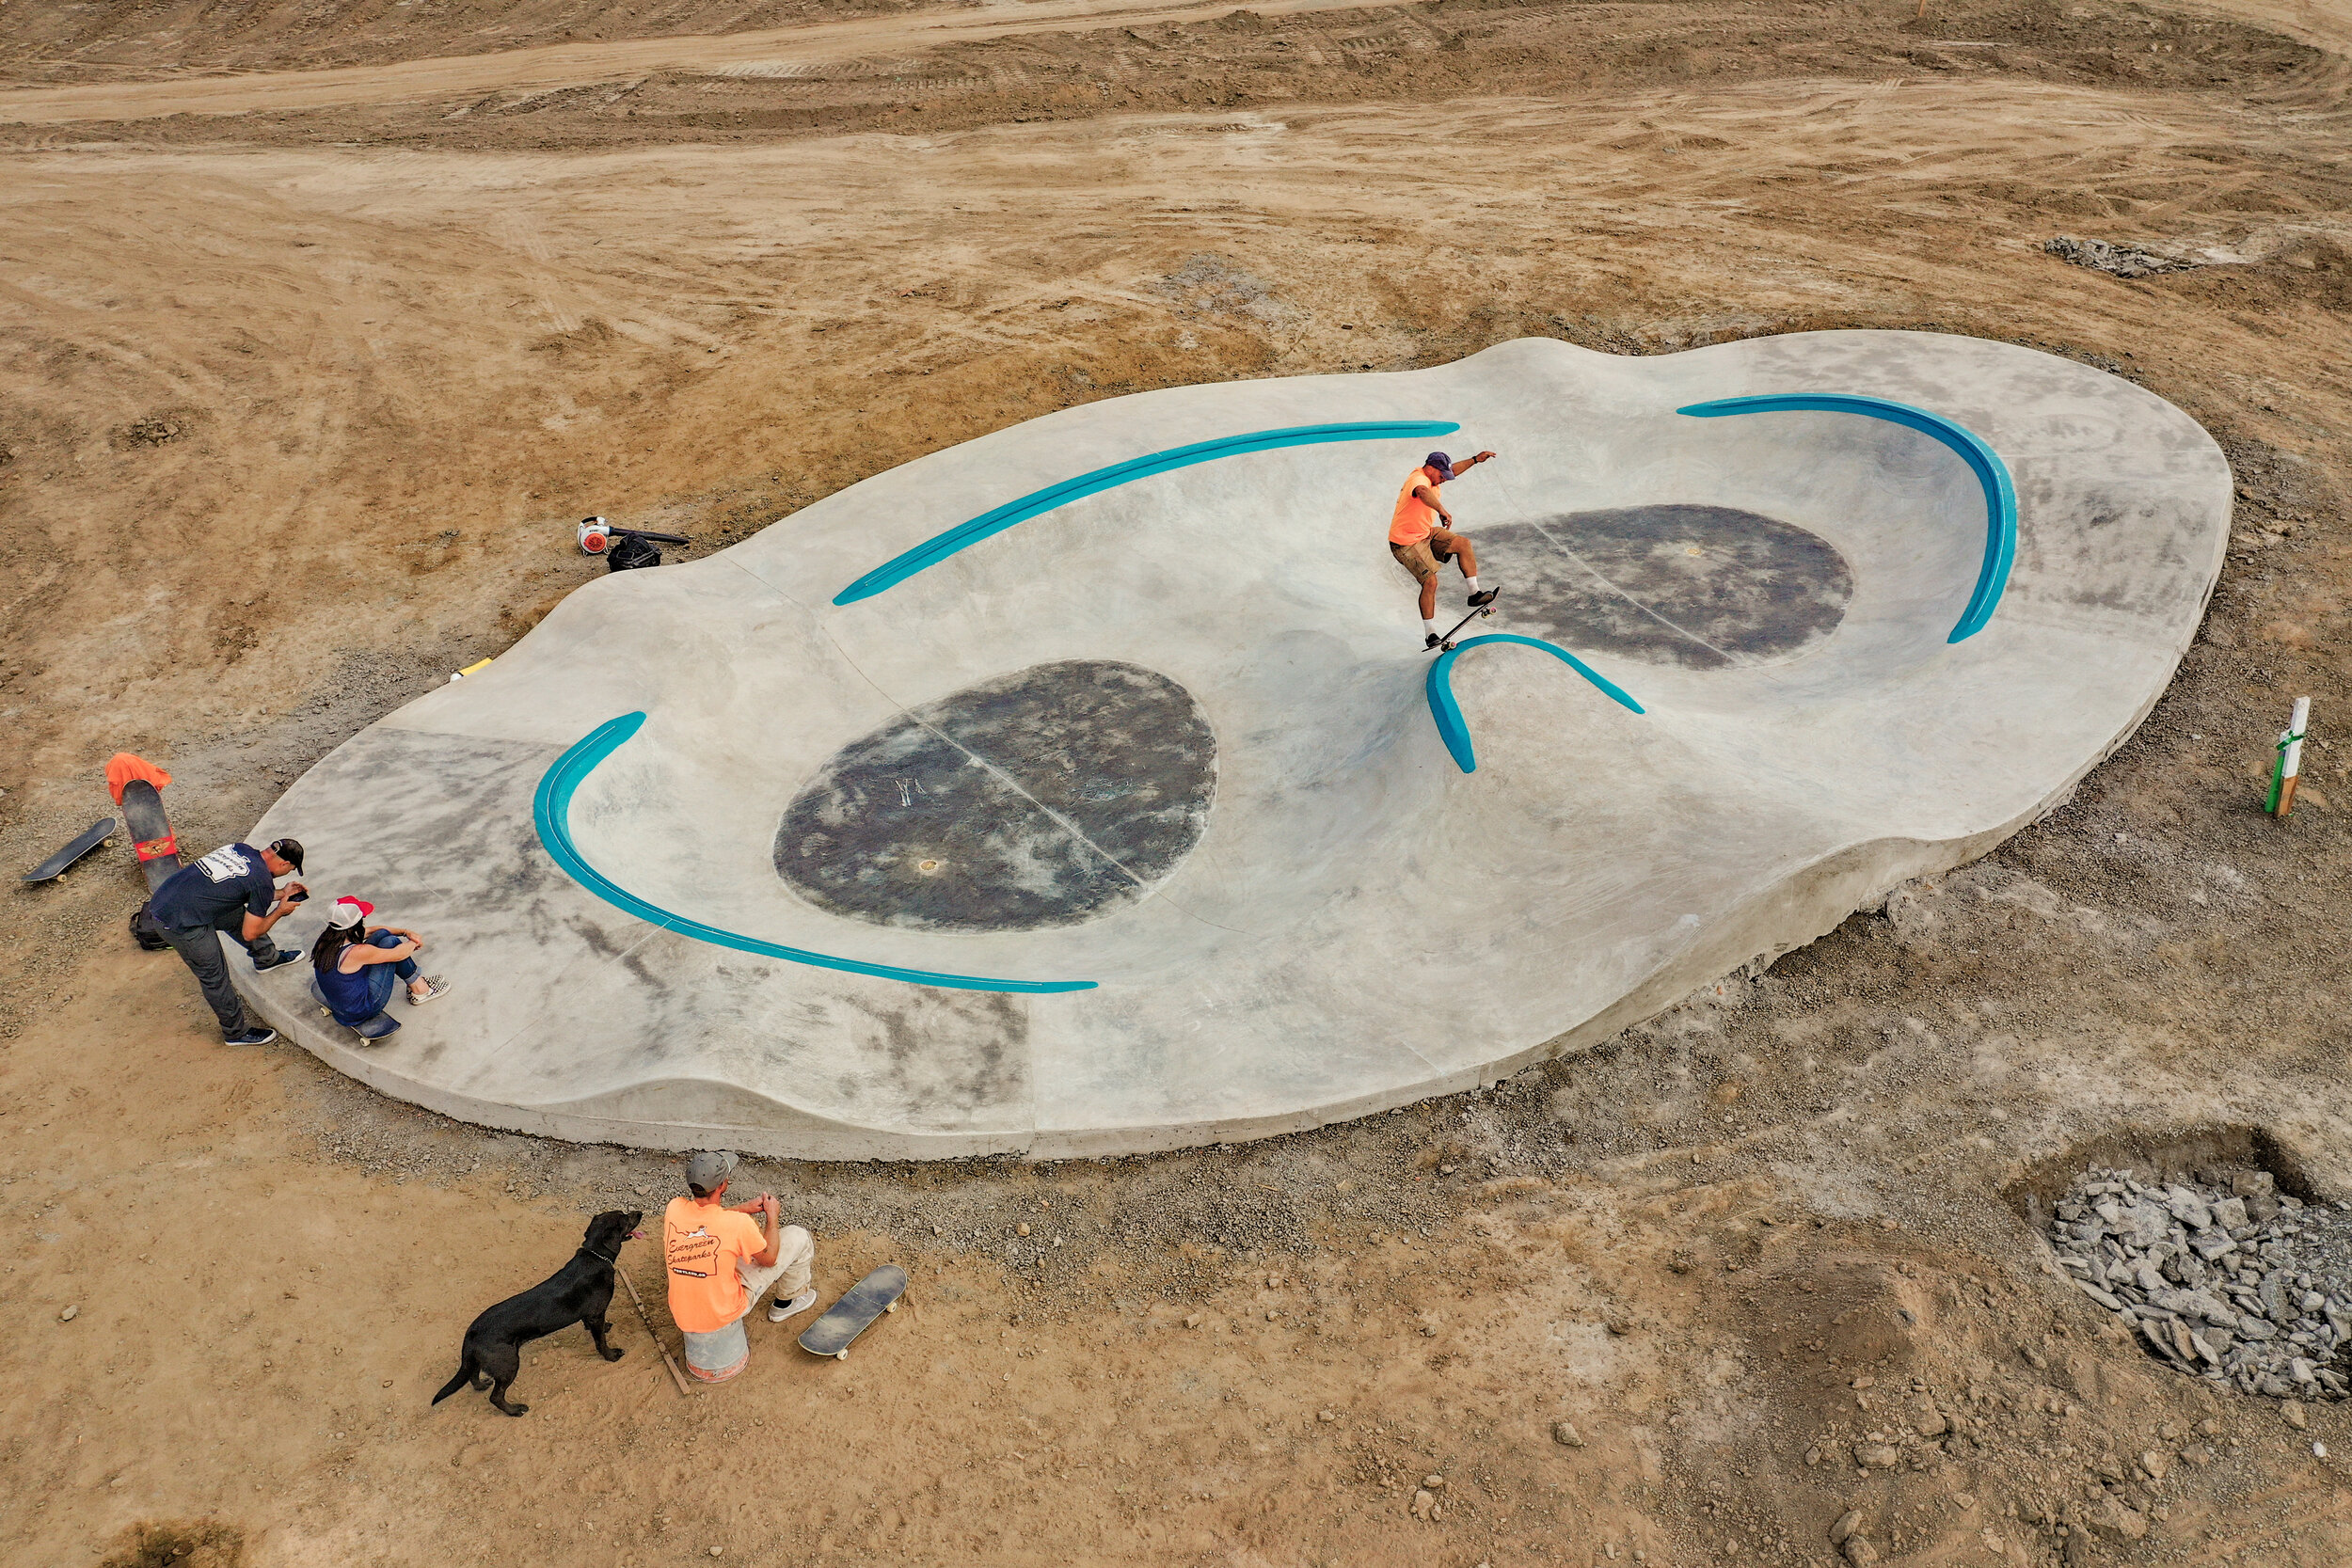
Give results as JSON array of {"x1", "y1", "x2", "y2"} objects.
[{"x1": 685, "y1": 1149, "x2": 738, "y2": 1191}]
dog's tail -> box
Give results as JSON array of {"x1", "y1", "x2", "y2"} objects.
[{"x1": 431, "y1": 1355, "x2": 477, "y2": 1406}]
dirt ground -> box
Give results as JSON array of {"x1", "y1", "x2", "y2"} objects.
[{"x1": 6, "y1": 0, "x2": 2352, "y2": 1563}]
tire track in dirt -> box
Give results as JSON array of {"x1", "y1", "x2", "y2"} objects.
[{"x1": 0, "y1": 0, "x2": 1424, "y2": 125}]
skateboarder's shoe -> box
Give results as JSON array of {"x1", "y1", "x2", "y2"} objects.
[
  {"x1": 407, "y1": 977, "x2": 451, "y2": 1006},
  {"x1": 768, "y1": 1288, "x2": 819, "y2": 1323},
  {"x1": 1424, "y1": 633, "x2": 1446, "y2": 651},
  {"x1": 253, "y1": 948, "x2": 305, "y2": 973},
  {"x1": 1467, "y1": 589, "x2": 1498, "y2": 608},
  {"x1": 224, "y1": 1026, "x2": 278, "y2": 1047}
]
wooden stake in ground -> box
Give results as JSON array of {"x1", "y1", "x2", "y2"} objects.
[
  {"x1": 2269, "y1": 696, "x2": 2312, "y2": 817},
  {"x1": 616, "y1": 1262, "x2": 694, "y2": 1398}
]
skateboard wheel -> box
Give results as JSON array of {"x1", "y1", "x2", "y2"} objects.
[
  {"x1": 884, "y1": 1301, "x2": 898, "y2": 1314},
  {"x1": 835, "y1": 1349, "x2": 849, "y2": 1361}
]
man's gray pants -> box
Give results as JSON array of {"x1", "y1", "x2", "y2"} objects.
[{"x1": 161, "y1": 925, "x2": 273, "y2": 1036}]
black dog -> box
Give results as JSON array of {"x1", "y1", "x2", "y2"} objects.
[{"x1": 432, "y1": 1210, "x2": 644, "y2": 1417}]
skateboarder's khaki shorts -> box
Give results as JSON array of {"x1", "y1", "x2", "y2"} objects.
[
  {"x1": 678, "y1": 1225, "x2": 816, "y2": 1383},
  {"x1": 1391, "y1": 529, "x2": 1462, "y2": 585}
]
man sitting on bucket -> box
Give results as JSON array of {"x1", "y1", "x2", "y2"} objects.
[
  {"x1": 662, "y1": 1150, "x2": 818, "y2": 1382},
  {"x1": 1389, "y1": 448, "x2": 1499, "y2": 648}
]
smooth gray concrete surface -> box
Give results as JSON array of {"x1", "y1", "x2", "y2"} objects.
[{"x1": 230, "y1": 332, "x2": 2233, "y2": 1159}]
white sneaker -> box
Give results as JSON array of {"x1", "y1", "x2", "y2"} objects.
[{"x1": 767, "y1": 1288, "x2": 818, "y2": 1323}]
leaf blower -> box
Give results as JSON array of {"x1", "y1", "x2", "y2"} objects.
[{"x1": 577, "y1": 516, "x2": 691, "y2": 572}]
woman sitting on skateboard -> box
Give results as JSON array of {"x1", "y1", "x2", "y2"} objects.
[
  {"x1": 1389, "y1": 449, "x2": 1499, "y2": 648},
  {"x1": 310, "y1": 896, "x2": 449, "y2": 1033}
]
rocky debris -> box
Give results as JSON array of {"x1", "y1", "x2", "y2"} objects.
[
  {"x1": 2042, "y1": 235, "x2": 2201, "y2": 278},
  {"x1": 1552, "y1": 1420, "x2": 1585, "y2": 1447},
  {"x1": 2045, "y1": 1166, "x2": 2352, "y2": 1399},
  {"x1": 1851, "y1": 1442, "x2": 1900, "y2": 1469},
  {"x1": 2087, "y1": 1495, "x2": 2149, "y2": 1543}
]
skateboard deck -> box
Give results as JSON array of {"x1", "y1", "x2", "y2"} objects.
[
  {"x1": 1429, "y1": 590, "x2": 1501, "y2": 652},
  {"x1": 798, "y1": 1264, "x2": 908, "y2": 1360},
  {"x1": 119, "y1": 779, "x2": 183, "y2": 895},
  {"x1": 24, "y1": 818, "x2": 114, "y2": 883}
]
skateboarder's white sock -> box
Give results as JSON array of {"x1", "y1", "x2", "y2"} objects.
[
  {"x1": 1465, "y1": 576, "x2": 1482, "y2": 593},
  {"x1": 1423, "y1": 618, "x2": 1440, "y2": 637}
]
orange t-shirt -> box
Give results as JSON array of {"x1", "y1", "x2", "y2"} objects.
[
  {"x1": 662, "y1": 1196, "x2": 767, "y2": 1333},
  {"x1": 1388, "y1": 465, "x2": 1444, "y2": 546}
]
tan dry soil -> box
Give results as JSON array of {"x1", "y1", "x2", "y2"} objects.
[{"x1": 5, "y1": 1, "x2": 2352, "y2": 1565}]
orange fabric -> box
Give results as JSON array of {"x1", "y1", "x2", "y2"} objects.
[
  {"x1": 662, "y1": 1196, "x2": 766, "y2": 1333},
  {"x1": 104, "y1": 752, "x2": 172, "y2": 804},
  {"x1": 1387, "y1": 465, "x2": 1443, "y2": 546}
]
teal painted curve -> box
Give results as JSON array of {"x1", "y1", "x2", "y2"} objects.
[
  {"x1": 532, "y1": 712, "x2": 1097, "y2": 994},
  {"x1": 1676, "y1": 393, "x2": 2015, "y2": 644},
  {"x1": 833, "y1": 420, "x2": 1461, "y2": 606},
  {"x1": 1426, "y1": 634, "x2": 1645, "y2": 775}
]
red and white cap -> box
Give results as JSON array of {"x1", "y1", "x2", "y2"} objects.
[{"x1": 324, "y1": 897, "x2": 375, "y2": 928}]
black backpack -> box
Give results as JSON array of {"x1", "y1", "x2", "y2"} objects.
[
  {"x1": 608, "y1": 534, "x2": 661, "y2": 572},
  {"x1": 129, "y1": 899, "x2": 168, "y2": 951}
]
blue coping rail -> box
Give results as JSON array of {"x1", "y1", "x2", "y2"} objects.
[
  {"x1": 833, "y1": 420, "x2": 1461, "y2": 606},
  {"x1": 1675, "y1": 393, "x2": 2016, "y2": 644},
  {"x1": 1426, "y1": 634, "x2": 1645, "y2": 774},
  {"x1": 532, "y1": 711, "x2": 1097, "y2": 994}
]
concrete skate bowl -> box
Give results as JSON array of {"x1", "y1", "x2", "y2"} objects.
[{"x1": 231, "y1": 331, "x2": 2230, "y2": 1159}]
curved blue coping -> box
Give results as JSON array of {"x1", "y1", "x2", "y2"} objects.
[
  {"x1": 1426, "y1": 634, "x2": 1645, "y2": 775},
  {"x1": 532, "y1": 711, "x2": 1096, "y2": 994},
  {"x1": 834, "y1": 420, "x2": 1461, "y2": 606},
  {"x1": 1676, "y1": 394, "x2": 2015, "y2": 644}
]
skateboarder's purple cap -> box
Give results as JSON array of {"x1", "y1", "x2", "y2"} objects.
[
  {"x1": 686, "y1": 1149, "x2": 738, "y2": 1192},
  {"x1": 1424, "y1": 451, "x2": 1454, "y2": 481}
]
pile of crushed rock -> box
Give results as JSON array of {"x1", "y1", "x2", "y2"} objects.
[
  {"x1": 2046, "y1": 1167, "x2": 2352, "y2": 1399},
  {"x1": 2042, "y1": 234, "x2": 2201, "y2": 277}
]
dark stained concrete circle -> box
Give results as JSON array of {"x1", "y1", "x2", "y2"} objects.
[
  {"x1": 1473, "y1": 504, "x2": 1854, "y2": 670},
  {"x1": 775, "y1": 659, "x2": 1216, "y2": 931}
]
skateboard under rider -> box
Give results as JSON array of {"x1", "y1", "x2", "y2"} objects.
[{"x1": 1427, "y1": 586, "x2": 1501, "y2": 653}]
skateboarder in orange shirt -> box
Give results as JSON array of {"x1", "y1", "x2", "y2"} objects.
[{"x1": 1389, "y1": 449, "x2": 1498, "y2": 648}]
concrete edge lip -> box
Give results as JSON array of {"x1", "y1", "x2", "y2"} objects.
[
  {"x1": 535, "y1": 710, "x2": 1098, "y2": 993},
  {"x1": 833, "y1": 419, "x2": 1461, "y2": 605},
  {"x1": 1676, "y1": 392, "x2": 2017, "y2": 642},
  {"x1": 230, "y1": 331, "x2": 2233, "y2": 1161}
]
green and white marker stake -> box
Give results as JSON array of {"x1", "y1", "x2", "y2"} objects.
[{"x1": 2267, "y1": 695, "x2": 2311, "y2": 817}]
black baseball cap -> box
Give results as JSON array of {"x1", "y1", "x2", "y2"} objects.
[
  {"x1": 267, "y1": 836, "x2": 305, "y2": 872},
  {"x1": 1425, "y1": 451, "x2": 1455, "y2": 481}
]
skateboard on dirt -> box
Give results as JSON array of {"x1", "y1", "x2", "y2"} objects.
[
  {"x1": 798, "y1": 1264, "x2": 908, "y2": 1360},
  {"x1": 24, "y1": 818, "x2": 115, "y2": 883},
  {"x1": 1428, "y1": 589, "x2": 1501, "y2": 653}
]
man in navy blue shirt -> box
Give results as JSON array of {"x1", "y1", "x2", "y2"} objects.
[{"x1": 149, "y1": 837, "x2": 309, "y2": 1046}]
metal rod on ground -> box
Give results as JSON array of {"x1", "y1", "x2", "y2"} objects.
[
  {"x1": 2268, "y1": 695, "x2": 2311, "y2": 817},
  {"x1": 616, "y1": 1262, "x2": 694, "y2": 1397}
]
